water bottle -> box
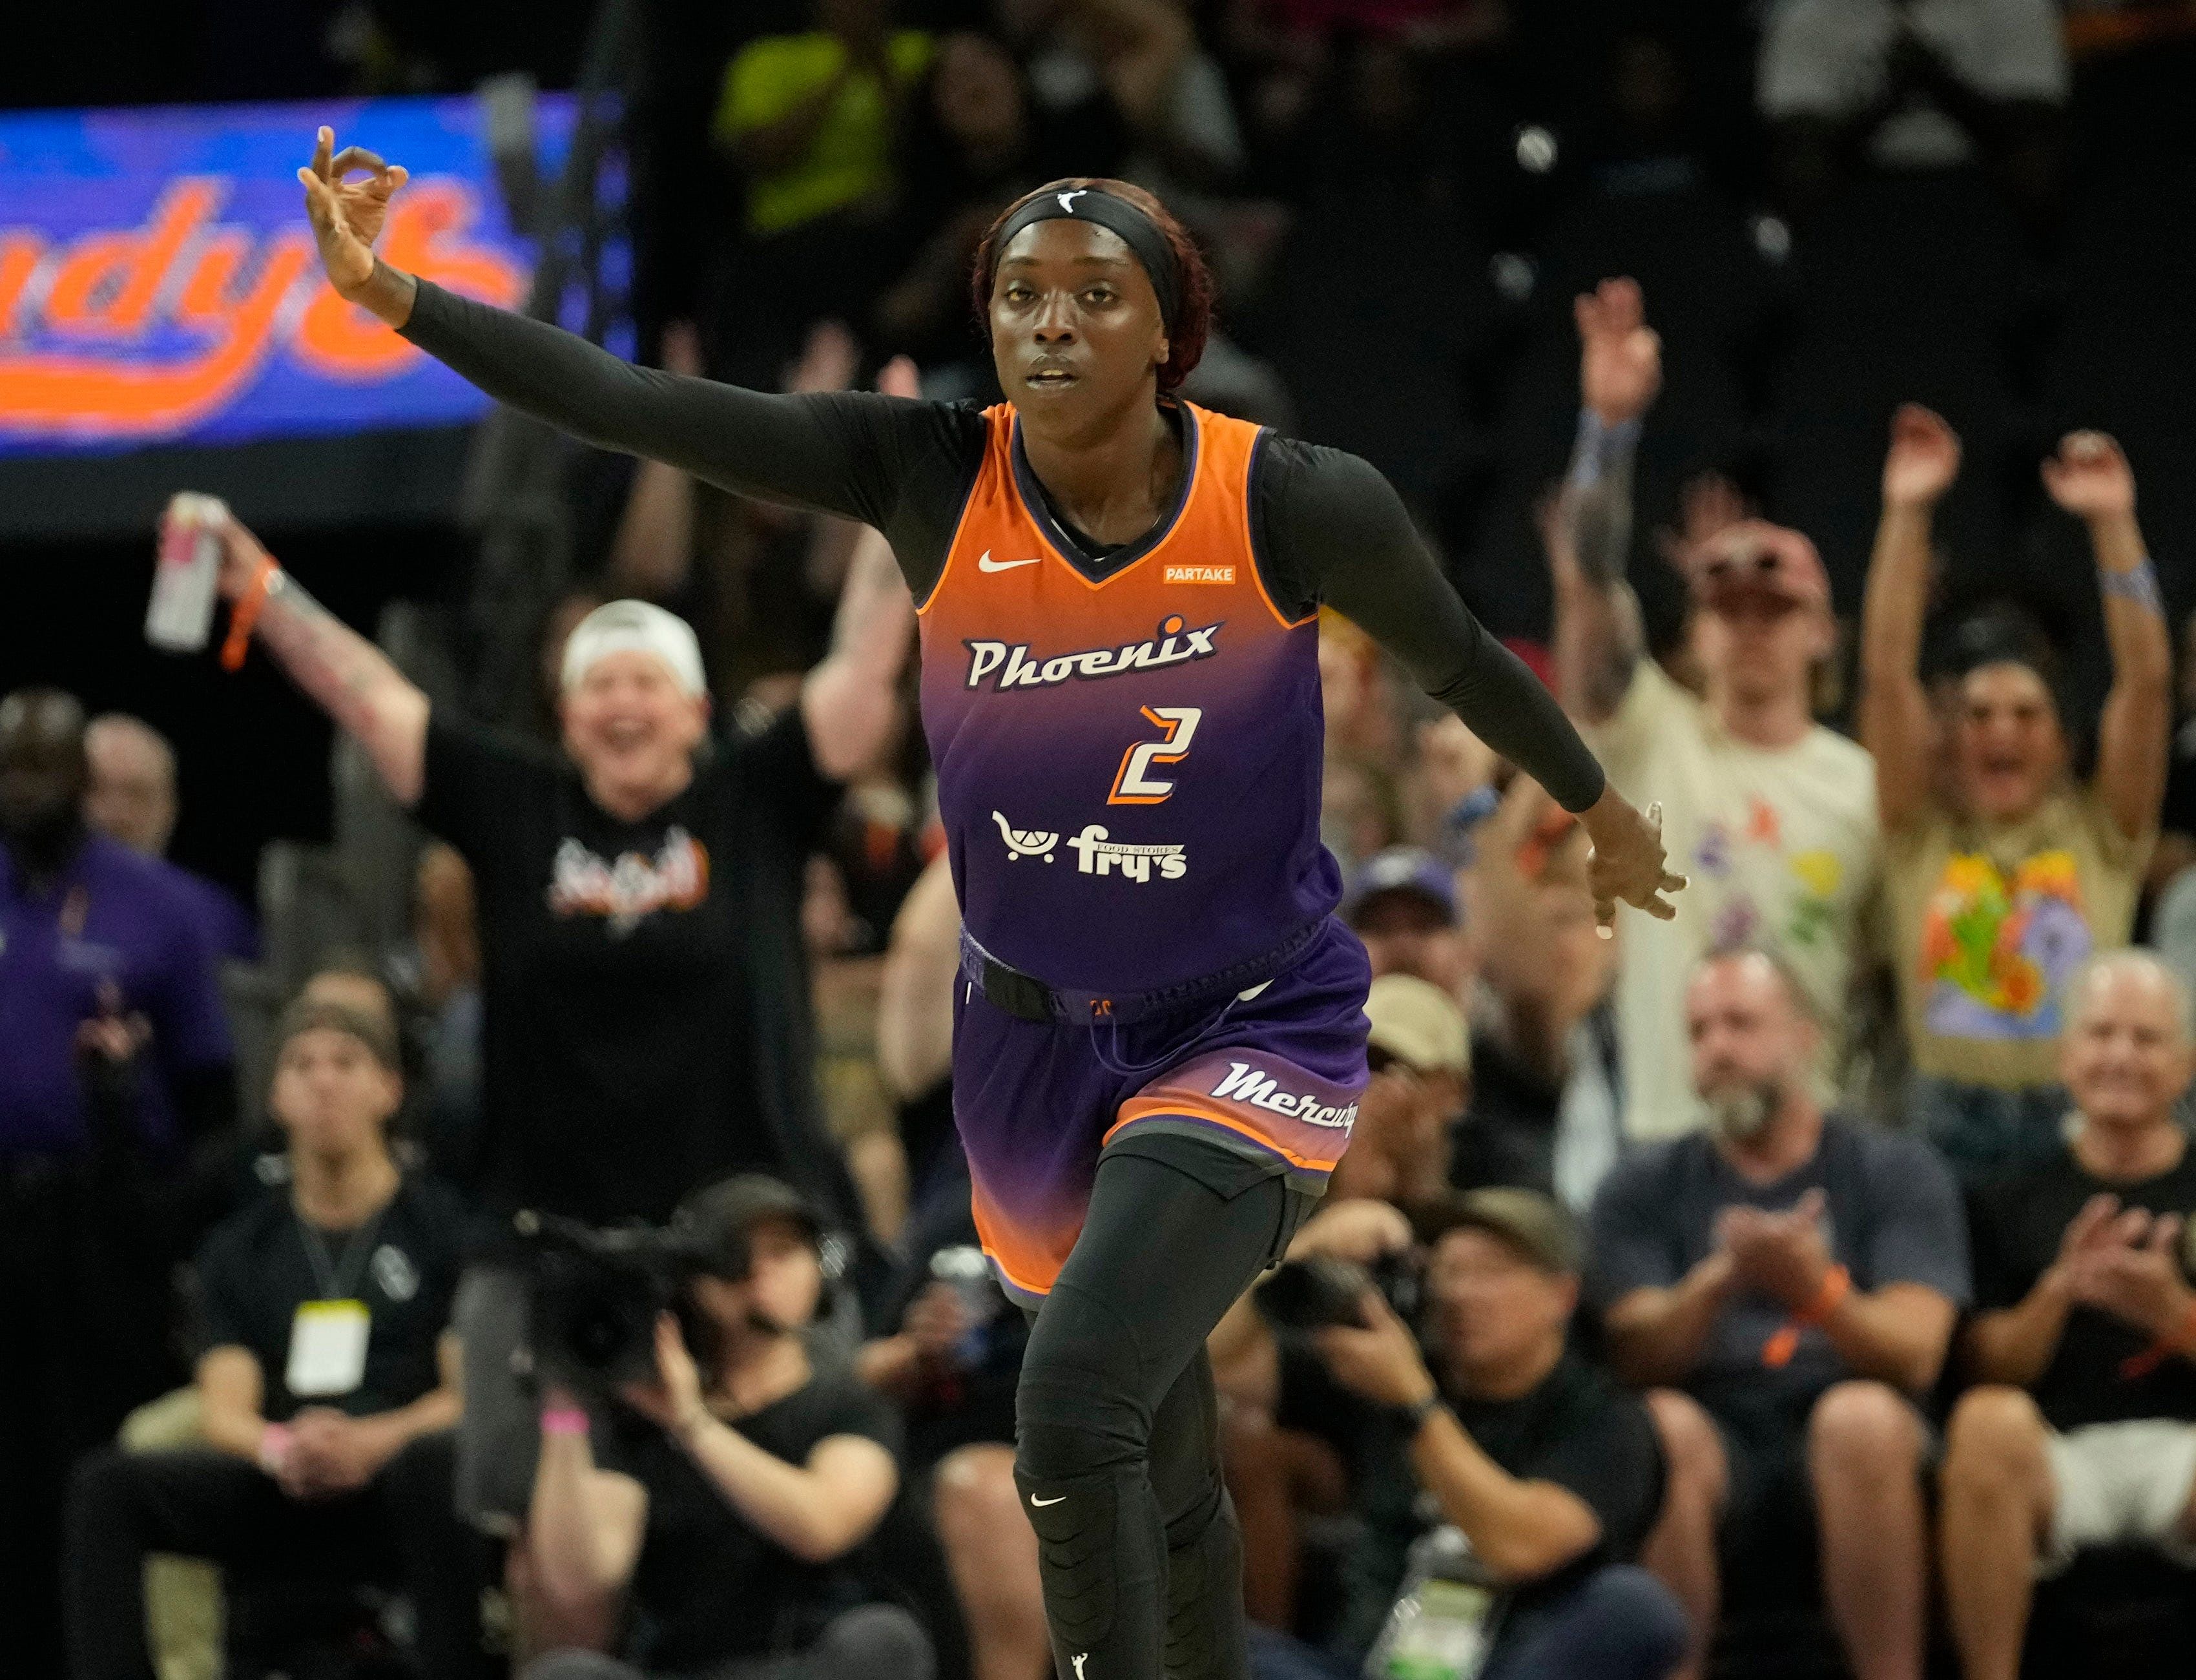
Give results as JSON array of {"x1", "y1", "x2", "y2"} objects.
[
  {"x1": 1363, "y1": 1525, "x2": 1500, "y2": 1680},
  {"x1": 927, "y1": 1245, "x2": 1000, "y2": 1369},
  {"x1": 147, "y1": 493, "x2": 229, "y2": 652}
]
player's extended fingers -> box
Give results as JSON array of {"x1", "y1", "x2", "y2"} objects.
[
  {"x1": 1662, "y1": 869, "x2": 1690, "y2": 895},
  {"x1": 1640, "y1": 891, "x2": 1679, "y2": 922},
  {"x1": 328, "y1": 145, "x2": 388, "y2": 181},
  {"x1": 311, "y1": 126, "x2": 336, "y2": 181},
  {"x1": 296, "y1": 165, "x2": 337, "y2": 230}
]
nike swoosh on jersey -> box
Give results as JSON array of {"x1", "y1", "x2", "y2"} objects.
[
  {"x1": 977, "y1": 550, "x2": 1043, "y2": 573},
  {"x1": 1030, "y1": 1493, "x2": 1067, "y2": 1506}
]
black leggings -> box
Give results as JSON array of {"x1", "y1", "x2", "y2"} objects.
[{"x1": 1014, "y1": 1136, "x2": 1312, "y2": 1680}]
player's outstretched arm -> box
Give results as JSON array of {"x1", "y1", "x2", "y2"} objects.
[
  {"x1": 205, "y1": 507, "x2": 429, "y2": 805},
  {"x1": 297, "y1": 127, "x2": 918, "y2": 534},
  {"x1": 1278, "y1": 445, "x2": 1682, "y2": 928}
]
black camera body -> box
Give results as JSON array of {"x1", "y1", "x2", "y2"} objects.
[
  {"x1": 515, "y1": 1211, "x2": 716, "y2": 1395},
  {"x1": 1256, "y1": 1250, "x2": 1421, "y2": 1332}
]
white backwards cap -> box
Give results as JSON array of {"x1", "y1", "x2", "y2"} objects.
[{"x1": 561, "y1": 600, "x2": 708, "y2": 698}]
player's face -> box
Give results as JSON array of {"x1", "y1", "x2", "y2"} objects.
[
  {"x1": 2060, "y1": 966, "x2": 2193, "y2": 1129},
  {"x1": 1954, "y1": 661, "x2": 2064, "y2": 822},
  {"x1": 1426, "y1": 1229, "x2": 1574, "y2": 1384},
  {"x1": 271, "y1": 1028, "x2": 401, "y2": 1156},
  {"x1": 990, "y1": 218, "x2": 1168, "y2": 426},
  {"x1": 560, "y1": 650, "x2": 708, "y2": 806}
]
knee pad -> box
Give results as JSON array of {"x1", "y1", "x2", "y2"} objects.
[{"x1": 1013, "y1": 1461, "x2": 1155, "y2": 1652}]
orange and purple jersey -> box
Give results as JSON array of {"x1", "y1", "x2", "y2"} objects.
[{"x1": 918, "y1": 400, "x2": 1337, "y2": 995}]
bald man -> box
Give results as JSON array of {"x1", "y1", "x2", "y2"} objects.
[
  {"x1": 1942, "y1": 951, "x2": 2196, "y2": 1680},
  {"x1": 83, "y1": 714, "x2": 256, "y2": 962},
  {"x1": 1, "y1": 689, "x2": 236, "y2": 1674}
]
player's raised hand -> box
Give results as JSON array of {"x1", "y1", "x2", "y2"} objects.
[
  {"x1": 1881, "y1": 403, "x2": 1962, "y2": 510},
  {"x1": 1580, "y1": 786, "x2": 1686, "y2": 935},
  {"x1": 1575, "y1": 276, "x2": 1662, "y2": 428},
  {"x1": 296, "y1": 126, "x2": 408, "y2": 298},
  {"x1": 2042, "y1": 430, "x2": 2137, "y2": 524}
]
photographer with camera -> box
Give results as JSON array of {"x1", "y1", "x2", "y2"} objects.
[
  {"x1": 520, "y1": 1175, "x2": 930, "y2": 1680},
  {"x1": 62, "y1": 996, "x2": 483, "y2": 1680},
  {"x1": 1307, "y1": 1190, "x2": 1683, "y2": 1680}
]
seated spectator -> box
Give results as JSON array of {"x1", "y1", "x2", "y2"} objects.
[
  {"x1": 1312, "y1": 1190, "x2": 1686, "y2": 1680},
  {"x1": 1344, "y1": 847, "x2": 1471, "y2": 998},
  {"x1": 1861, "y1": 406, "x2": 2170, "y2": 1178},
  {"x1": 2, "y1": 687, "x2": 236, "y2": 1674},
  {"x1": 83, "y1": 713, "x2": 258, "y2": 962},
  {"x1": 1591, "y1": 949, "x2": 1967, "y2": 1680},
  {"x1": 519, "y1": 1176, "x2": 931, "y2": 1680},
  {"x1": 1758, "y1": 0, "x2": 2067, "y2": 226},
  {"x1": 1548, "y1": 284, "x2": 1880, "y2": 1143},
  {"x1": 1331, "y1": 973, "x2": 1469, "y2": 1210},
  {"x1": 1454, "y1": 778, "x2": 1622, "y2": 1210},
  {"x1": 63, "y1": 997, "x2": 482, "y2": 1680},
  {"x1": 1940, "y1": 951, "x2": 2196, "y2": 1680}
]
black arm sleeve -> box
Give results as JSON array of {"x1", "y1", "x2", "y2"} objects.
[
  {"x1": 1254, "y1": 437, "x2": 1607, "y2": 813},
  {"x1": 398, "y1": 281, "x2": 984, "y2": 592}
]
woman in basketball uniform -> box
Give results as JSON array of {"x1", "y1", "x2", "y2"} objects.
[{"x1": 295, "y1": 130, "x2": 1682, "y2": 1680}]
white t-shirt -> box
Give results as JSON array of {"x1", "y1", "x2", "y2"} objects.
[
  {"x1": 1590, "y1": 661, "x2": 1882, "y2": 1141},
  {"x1": 1759, "y1": 0, "x2": 2069, "y2": 169}
]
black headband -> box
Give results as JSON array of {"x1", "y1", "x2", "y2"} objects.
[{"x1": 991, "y1": 187, "x2": 1183, "y2": 331}]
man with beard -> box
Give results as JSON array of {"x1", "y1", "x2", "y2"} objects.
[
  {"x1": 0, "y1": 687, "x2": 235, "y2": 1674},
  {"x1": 1587, "y1": 949, "x2": 1967, "y2": 1680}
]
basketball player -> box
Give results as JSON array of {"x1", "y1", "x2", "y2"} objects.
[{"x1": 293, "y1": 130, "x2": 1682, "y2": 1680}]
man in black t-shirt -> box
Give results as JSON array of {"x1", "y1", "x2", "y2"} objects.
[
  {"x1": 202, "y1": 510, "x2": 915, "y2": 1520},
  {"x1": 520, "y1": 1175, "x2": 931, "y2": 1680},
  {"x1": 1942, "y1": 951, "x2": 2196, "y2": 1680},
  {"x1": 1309, "y1": 1190, "x2": 1683, "y2": 1680},
  {"x1": 62, "y1": 999, "x2": 488, "y2": 1680},
  {"x1": 205, "y1": 510, "x2": 914, "y2": 1225}
]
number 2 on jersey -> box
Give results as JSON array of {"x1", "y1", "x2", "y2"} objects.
[{"x1": 1109, "y1": 707, "x2": 1203, "y2": 805}]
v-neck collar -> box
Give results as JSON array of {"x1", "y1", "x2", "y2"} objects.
[{"x1": 1009, "y1": 400, "x2": 1201, "y2": 585}]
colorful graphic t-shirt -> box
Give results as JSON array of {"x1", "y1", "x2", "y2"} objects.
[
  {"x1": 1588, "y1": 661, "x2": 1881, "y2": 1141},
  {"x1": 1885, "y1": 787, "x2": 2151, "y2": 1090}
]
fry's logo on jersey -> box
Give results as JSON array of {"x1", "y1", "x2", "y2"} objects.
[
  {"x1": 964, "y1": 616, "x2": 1221, "y2": 692},
  {"x1": 546, "y1": 826, "x2": 710, "y2": 934},
  {"x1": 1065, "y1": 825, "x2": 1187, "y2": 881},
  {"x1": 1209, "y1": 1063, "x2": 1360, "y2": 1131},
  {"x1": 993, "y1": 810, "x2": 1188, "y2": 880}
]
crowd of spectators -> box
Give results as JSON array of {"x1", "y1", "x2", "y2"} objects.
[{"x1": 12, "y1": 3, "x2": 2196, "y2": 1679}]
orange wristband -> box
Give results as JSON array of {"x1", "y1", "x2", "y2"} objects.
[
  {"x1": 1761, "y1": 1264, "x2": 1851, "y2": 1369},
  {"x1": 220, "y1": 555, "x2": 280, "y2": 672}
]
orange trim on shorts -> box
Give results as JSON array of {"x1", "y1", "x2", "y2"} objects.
[{"x1": 1104, "y1": 1099, "x2": 1344, "y2": 1173}]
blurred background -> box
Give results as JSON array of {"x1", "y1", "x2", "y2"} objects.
[{"x1": 8, "y1": 0, "x2": 2195, "y2": 910}]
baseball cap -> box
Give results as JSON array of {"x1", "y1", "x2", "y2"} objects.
[
  {"x1": 1343, "y1": 847, "x2": 1458, "y2": 928},
  {"x1": 270, "y1": 998, "x2": 400, "y2": 1073},
  {"x1": 673, "y1": 1175, "x2": 823, "y2": 1280},
  {"x1": 1365, "y1": 974, "x2": 1470, "y2": 1075},
  {"x1": 1689, "y1": 521, "x2": 1829, "y2": 614},
  {"x1": 1421, "y1": 1188, "x2": 1584, "y2": 1276},
  {"x1": 561, "y1": 600, "x2": 708, "y2": 698}
]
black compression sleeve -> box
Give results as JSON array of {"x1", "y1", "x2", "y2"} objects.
[
  {"x1": 398, "y1": 281, "x2": 982, "y2": 591},
  {"x1": 1255, "y1": 437, "x2": 1607, "y2": 813}
]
